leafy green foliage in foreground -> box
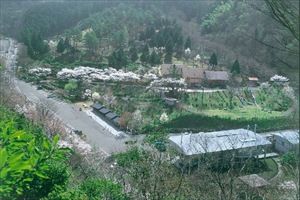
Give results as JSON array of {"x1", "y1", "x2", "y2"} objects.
[
  {"x1": 0, "y1": 106, "x2": 127, "y2": 200},
  {"x1": 0, "y1": 106, "x2": 70, "y2": 199}
]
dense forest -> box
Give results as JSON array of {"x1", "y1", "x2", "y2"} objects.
[{"x1": 1, "y1": 0, "x2": 297, "y2": 89}]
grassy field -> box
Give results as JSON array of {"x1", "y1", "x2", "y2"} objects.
[
  {"x1": 163, "y1": 112, "x2": 291, "y2": 133},
  {"x1": 201, "y1": 106, "x2": 284, "y2": 120},
  {"x1": 91, "y1": 83, "x2": 295, "y2": 133}
]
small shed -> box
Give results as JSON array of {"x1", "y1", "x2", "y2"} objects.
[
  {"x1": 105, "y1": 112, "x2": 118, "y2": 120},
  {"x1": 113, "y1": 117, "x2": 120, "y2": 126},
  {"x1": 273, "y1": 130, "x2": 299, "y2": 153},
  {"x1": 164, "y1": 97, "x2": 179, "y2": 106},
  {"x1": 99, "y1": 107, "x2": 111, "y2": 115},
  {"x1": 91, "y1": 103, "x2": 104, "y2": 111},
  {"x1": 239, "y1": 174, "x2": 270, "y2": 188},
  {"x1": 247, "y1": 77, "x2": 259, "y2": 87}
]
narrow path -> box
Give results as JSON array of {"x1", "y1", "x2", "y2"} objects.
[{"x1": 269, "y1": 158, "x2": 283, "y2": 183}]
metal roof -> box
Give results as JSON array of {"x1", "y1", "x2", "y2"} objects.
[
  {"x1": 273, "y1": 130, "x2": 299, "y2": 144},
  {"x1": 248, "y1": 77, "x2": 259, "y2": 81},
  {"x1": 204, "y1": 70, "x2": 229, "y2": 81},
  {"x1": 105, "y1": 112, "x2": 118, "y2": 120},
  {"x1": 168, "y1": 129, "x2": 271, "y2": 156},
  {"x1": 99, "y1": 107, "x2": 111, "y2": 114},
  {"x1": 91, "y1": 103, "x2": 104, "y2": 110},
  {"x1": 113, "y1": 117, "x2": 120, "y2": 124}
]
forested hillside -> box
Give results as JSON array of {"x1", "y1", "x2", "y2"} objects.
[{"x1": 3, "y1": 1, "x2": 295, "y2": 76}]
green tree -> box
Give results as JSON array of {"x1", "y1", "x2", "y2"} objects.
[
  {"x1": 80, "y1": 179, "x2": 128, "y2": 200},
  {"x1": 209, "y1": 52, "x2": 218, "y2": 67},
  {"x1": 56, "y1": 38, "x2": 65, "y2": 53},
  {"x1": 149, "y1": 51, "x2": 161, "y2": 66},
  {"x1": 140, "y1": 45, "x2": 150, "y2": 64},
  {"x1": 64, "y1": 79, "x2": 79, "y2": 101},
  {"x1": 0, "y1": 107, "x2": 70, "y2": 199},
  {"x1": 84, "y1": 31, "x2": 99, "y2": 54},
  {"x1": 164, "y1": 40, "x2": 174, "y2": 63},
  {"x1": 108, "y1": 49, "x2": 128, "y2": 69},
  {"x1": 129, "y1": 47, "x2": 138, "y2": 63},
  {"x1": 184, "y1": 36, "x2": 192, "y2": 49},
  {"x1": 231, "y1": 59, "x2": 240, "y2": 74},
  {"x1": 63, "y1": 37, "x2": 72, "y2": 51}
]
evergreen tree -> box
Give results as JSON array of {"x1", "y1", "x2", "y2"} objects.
[
  {"x1": 29, "y1": 32, "x2": 49, "y2": 58},
  {"x1": 56, "y1": 38, "x2": 65, "y2": 53},
  {"x1": 140, "y1": 45, "x2": 150, "y2": 63},
  {"x1": 108, "y1": 49, "x2": 128, "y2": 69},
  {"x1": 108, "y1": 51, "x2": 117, "y2": 68},
  {"x1": 164, "y1": 52, "x2": 172, "y2": 64},
  {"x1": 116, "y1": 48, "x2": 128, "y2": 68},
  {"x1": 129, "y1": 47, "x2": 138, "y2": 63},
  {"x1": 231, "y1": 59, "x2": 240, "y2": 74},
  {"x1": 64, "y1": 37, "x2": 71, "y2": 50},
  {"x1": 209, "y1": 52, "x2": 218, "y2": 67},
  {"x1": 84, "y1": 31, "x2": 99, "y2": 54},
  {"x1": 149, "y1": 51, "x2": 161, "y2": 66},
  {"x1": 184, "y1": 36, "x2": 192, "y2": 49},
  {"x1": 164, "y1": 40, "x2": 173, "y2": 63}
]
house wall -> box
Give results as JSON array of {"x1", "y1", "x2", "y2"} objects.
[
  {"x1": 247, "y1": 80, "x2": 259, "y2": 87},
  {"x1": 237, "y1": 144, "x2": 272, "y2": 158},
  {"x1": 204, "y1": 80, "x2": 228, "y2": 88},
  {"x1": 185, "y1": 78, "x2": 202, "y2": 88},
  {"x1": 274, "y1": 135, "x2": 298, "y2": 153},
  {"x1": 168, "y1": 142, "x2": 272, "y2": 171}
]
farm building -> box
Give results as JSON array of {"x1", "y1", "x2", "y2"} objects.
[
  {"x1": 168, "y1": 129, "x2": 272, "y2": 158},
  {"x1": 105, "y1": 112, "x2": 118, "y2": 120},
  {"x1": 160, "y1": 64, "x2": 205, "y2": 86},
  {"x1": 113, "y1": 117, "x2": 120, "y2": 125},
  {"x1": 99, "y1": 107, "x2": 111, "y2": 115},
  {"x1": 273, "y1": 130, "x2": 299, "y2": 153},
  {"x1": 164, "y1": 97, "x2": 179, "y2": 106},
  {"x1": 182, "y1": 67, "x2": 204, "y2": 87},
  {"x1": 204, "y1": 70, "x2": 229, "y2": 87},
  {"x1": 160, "y1": 64, "x2": 184, "y2": 77},
  {"x1": 91, "y1": 102, "x2": 104, "y2": 111}
]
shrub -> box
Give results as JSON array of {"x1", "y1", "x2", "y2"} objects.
[
  {"x1": 281, "y1": 152, "x2": 298, "y2": 167},
  {"x1": 80, "y1": 179, "x2": 128, "y2": 200}
]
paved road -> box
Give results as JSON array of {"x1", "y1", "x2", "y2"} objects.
[{"x1": 0, "y1": 38, "x2": 128, "y2": 155}]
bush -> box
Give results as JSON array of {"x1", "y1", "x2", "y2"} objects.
[
  {"x1": 80, "y1": 179, "x2": 128, "y2": 200},
  {"x1": 281, "y1": 152, "x2": 298, "y2": 167}
]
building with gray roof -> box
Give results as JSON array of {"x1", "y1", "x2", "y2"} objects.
[
  {"x1": 99, "y1": 107, "x2": 111, "y2": 115},
  {"x1": 203, "y1": 70, "x2": 230, "y2": 87},
  {"x1": 91, "y1": 102, "x2": 104, "y2": 110},
  {"x1": 273, "y1": 130, "x2": 299, "y2": 153},
  {"x1": 168, "y1": 129, "x2": 271, "y2": 157},
  {"x1": 113, "y1": 117, "x2": 120, "y2": 126},
  {"x1": 105, "y1": 112, "x2": 118, "y2": 120}
]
